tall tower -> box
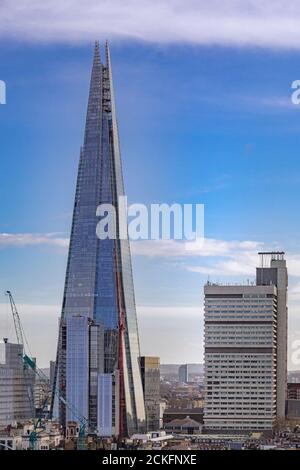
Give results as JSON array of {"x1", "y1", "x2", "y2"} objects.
[
  {"x1": 51, "y1": 42, "x2": 146, "y2": 436},
  {"x1": 256, "y1": 251, "x2": 288, "y2": 420},
  {"x1": 203, "y1": 251, "x2": 288, "y2": 434},
  {"x1": 204, "y1": 283, "x2": 278, "y2": 434}
]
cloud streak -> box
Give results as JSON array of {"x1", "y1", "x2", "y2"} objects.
[
  {"x1": 0, "y1": 232, "x2": 69, "y2": 248},
  {"x1": 131, "y1": 237, "x2": 262, "y2": 260},
  {"x1": 132, "y1": 237, "x2": 263, "y2": 277},
  {"x1": 2, "y1": 1, "x2": 300, "y2": 49}
]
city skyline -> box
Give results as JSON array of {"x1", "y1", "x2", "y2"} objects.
[
  {"x1": 2, "y1": 9, "x2": 300, "y2": 371},
  {"x1": 2, "y1": 1, "x2": 300, "y2": 454}
]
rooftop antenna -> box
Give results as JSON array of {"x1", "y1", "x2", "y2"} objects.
[{"x1": 257, "y1": 251, "x2": 285, "y2": 285}]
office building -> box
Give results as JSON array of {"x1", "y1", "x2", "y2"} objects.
[
  {"x1": 49, "y1": 361, "x2": 55, "y2": 390},
  {"x1": 204, "y1": 252, "x2": 288, "y2": 433},
  {"x1": 256, "y1": 251, "x2": 288, "y2": 419},
  {"x1": 52, "y1": 42, "x2": 146, "y2": 436},
  {"x1": 287, "y1": 383, "x2": 300, "y2": 400},
  {"x1": 0, "y1": 339, "x2": 35, "y2": 427},
  {"x1": 140, "y1": 357, "x2": 160, "y2": 431},
  {"x1": 178, "y1": 364, "x2": 189, "y2": 383},
  {"x1": 34, "y1": 379, "x2": 50, "y2": 412}
]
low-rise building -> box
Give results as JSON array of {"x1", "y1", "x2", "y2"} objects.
[
  {"x1": 286, "y1": 399, "x2": 300, "y2": 420},
  {"x1": 163, "y1": 408, "x2": 203, "y2": 426},
  {"x1": 0, "y1": 434, "x2": 22, "y2": 450},
  {"x1": 164, "y1": 416, "x2": 202, "y2": 435},
  {"x1": 22, "y1": 420, "x2": 63, "y2": 450}
]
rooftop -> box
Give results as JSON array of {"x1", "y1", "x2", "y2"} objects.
[{"x1": 165, "y1": 416, "x2": 202, "y2": 428}]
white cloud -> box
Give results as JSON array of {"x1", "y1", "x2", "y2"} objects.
[
  {"x1": 132, "y1": 237, "x2": 263, "y2": 277},
  {"x1": 2, "y1": 232, "x2": 300, "y2": 281},
  {"x1": 0, "y1": 232, "x2": 69, "y2": 248},
  {"x1": 284, "y1": 254, "x2": 300, "y2": 277},
  {"x1": 131, "y1": 237, "x2": 262, "y2": 258},
  {"x1": 132, "y1": 237, "x2": 300, "y2": 279},
  {"x1": 187, "y1": 259, "x2": 256, "y2": 277},
  {"x1": 2, "y1": 1, "x2": 300, "y2": 49},
  {"x1": 287, "y1": 279, "x2": 300, "y2": 306}
]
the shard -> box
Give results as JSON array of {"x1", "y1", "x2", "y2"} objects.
[{"x1": 51, "y1": 42, "x2": 146, "y2": 437}]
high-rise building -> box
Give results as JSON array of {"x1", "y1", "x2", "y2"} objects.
[
  {"x1": 203, "y1": 252, "x2": 288, "y2": 434},
  {"x1": 0, "y1": 339, "x2": 35, "y2": 427},
  {"x1": 49, "y1": 360, "x2": 56, "y2": 390},
  {"x1": 178, "y1": 364, "x2": 189, "y2": 383},
  {"x1": 140, "y1": 357, "x2": 160, "y2": 431},
  {"x1": 256, "y1": 251, "x2": 288, "y2": 419},
  {"x1": 52, "y1": 42, "x2": 146, "y2": 437}
]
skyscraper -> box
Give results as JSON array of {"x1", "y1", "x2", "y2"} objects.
[
  {"x1": 256, "y1": 251, "x2": 288, "y2": 420},
  {"x1": 51, "y1": 42, "x2": 146, "y2": 437},
  {"x1": 203, "y1": 252, "x2": 288, "y2": 434},
  {"x1": 178, "y1": 364, "x2": 189, "y2": 383}
]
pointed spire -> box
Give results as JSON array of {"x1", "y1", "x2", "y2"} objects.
[
  {"x1": 83, "y1": 41, "x2": 103, "y2": 146},
  {"x1": 105, "y1": 40, "x2": 110, "y2": 69},
  {"x1": 93, "y1": 40, "x2": 101, "y2": 68}
]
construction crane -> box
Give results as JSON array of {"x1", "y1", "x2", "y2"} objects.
[
  {"x1": 5, "y1": 291, "x2": 88, "y2": 450},
  {"x1": 6, "y1": 290, "x2": 36, "y2": 419},
  {"x1": 6, "y1": 290, "x2": 25, "y2": 348}
]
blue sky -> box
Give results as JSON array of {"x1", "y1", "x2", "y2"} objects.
[{"x1": 1, "y1": 1, "x2": 300, "y2": 368}]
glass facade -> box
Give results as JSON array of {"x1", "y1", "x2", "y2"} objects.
[
  {"x1": 98, "y1": 373, "x2": 113, "y2": 436},
  {"x1": 66, "y1": 316, "x2": 89, "y2": 423},
  {"x1": 52, "y1": 42, "x2": 145, "y2": 435}
]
